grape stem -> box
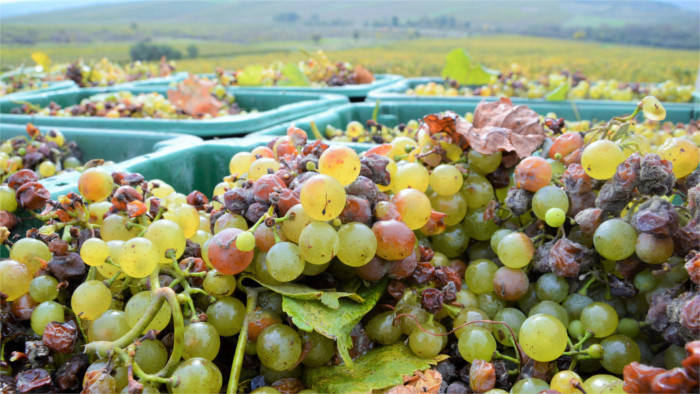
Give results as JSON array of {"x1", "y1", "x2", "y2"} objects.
[
  {"x1": 168, "y1": 255, "x2": 201, "y2": 322},
  {"x1": 372, "y1": 99, "x2": 381, "y2": 123},
  {"x1": 227, "y1": 286, "x2": 258, "y2": 394},
  {"x1": 114, "y1": 345, "x2": 173, "y2": 386},
  {"x1": 577, "y1": 274, "x2": 598, "y2": 296},
  {"x1": 309, "y1": 121, "x2": 325, "y2": 141},
  {"x1": 103, "y1": 270, "x2": 123, "y2": 287},
  {"x1": 494, "y1": 350, "x2": 519, "y2": 364},
  {"x1": 247, "y1": 205, "x2": 275, "y2": 235}
]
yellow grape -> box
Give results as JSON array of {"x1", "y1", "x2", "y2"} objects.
[
  {"x1": 71, "y1": 280, "x2": 111, "y2": 320},
  {"x1": 318, "y1": 145, "x2": 361, "y2": 186},
  {"x1": 429, "y1": 164, "x2": 463, "y2": 196},
  {"x1": 148, "y1": 180, "x2": 175, "y2": 199},
  {"x1": 519, "y1": 314, "x2": 568, "y2": 362},
  {"x1": 38, "y1": 161, "x2": 56, "y2": 177},
  {"x1": 337, "y1": 223, "x2": 377, "y2": 267},
  {"x1": 658, "y1": 137, "x2": 699, "y2": 178},
  {"x1": 80, "y1": 238, "x2": 110, "y2": 267},
  {"x1": 0, "y1": 260, "x2": 32, "y2": 301},
  {"x1": 126, "y1": 291, "x2": 171, "y2": 333},
  {"x1": 248, "y1": 158, "x2": 280, "y2": 181},
  {"x1": 78, "y1": 167, "x2": 114, "y2": 201},
  {"x1": 389, "y1": 136, "x2": 419, "y2": 159},
  {"x1": 229, "y1": 152, "x2": 255, "y2": 175},
  {"x1": 144, "y1": 219, "x2": 187, "y2": 263},
  {"x1": 98, "y1": 240, "x2": 125, "y2": 279},
  {"x1": 581, "y1": 140, "x2": 624, "y2": 180},
  {"x1": 118, "y1": 237, "x2": 160, "y2": 278},
  {"x1": 164, "y1": 204, "x2": 199, "y2": 238},
  {"x1": 300, "y1": 174, "x2": 346, "y2": 221},
  {"x1": 393, "y1": 162, "x2": 429, "y2": 192},
  {"x1": 551, "y1": 370, "x2": 585, "y2": 394},
  {"x1": 101, "y1": 214, "x2": 140, "y2": 242},
  {"x1": 10, "y1": 238, "x2": 52, "y2": 274},
  {"x1": 88, "y1": 201, "x2": 112, "y2": 225},
  {"x1": 281, "y1": 204, "x2": 313, "y2": 243},
  {"x1": 392, "y1": 188, "x2": 432, "y2": 230}
]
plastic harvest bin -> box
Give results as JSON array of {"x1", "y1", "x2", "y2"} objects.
[
  {"x1": 0, "y1": 87, "x2": 349, "y2": 137},
  {"x1": 0, "y1": 81, "x2": 77, "y2": 101},
  {"x1": 127, "y1": 73, "x2": 403, "y2": 101},
  {"x1": 367, "y1": 77, "x2": 697, "y2": 123}
]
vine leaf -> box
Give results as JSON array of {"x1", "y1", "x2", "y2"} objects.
[
  {"x1": 545, "y1": 77, "x2": 571, "y2": 101},
  {"x1": 283, "y1": 279, "x2": 387, "y2": 366},
  {"x1": 303, "y1": 343, "x2": 448, "y2": 392},
  {"x1": 237, "y1": 65, "x2": 265, "y2": 86},
  {"x1": 240, "y1": 275, "x2": 364, "y2": 308},
  {"x1": 166, "y1": 74, "x2": 221, "y2": 117},
  {"x1": 278, "y1": 63, "x2": 311, "y2": 86},
  {"x1": 441, "y1": 48, "x2": 498, "y2": 85},
  {"x1": 31, "y1": 52, "x2": 51, "y2": 70}
]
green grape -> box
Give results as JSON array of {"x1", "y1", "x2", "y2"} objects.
[
  {"x1": 257, "y1": 324, "x2": 302, "y2": 372},
  {"x1": 511, "y1": 378, "x2": 550, "y2": 394},
  {"x1": 125, "y1": 291, "x2": 171, "y2": 333},
  {"x1": 29, "y1": 275, "x2": 59, "y2": 303},
  {"x1": 530, "y1": 300, "x2": 570, "y2": 327},
  {"x1": 429, "y1": 192, "x2": 467, "y2": 226},
  {"x1": 393, "y1": 188, "x2": 431, "y2": 229},
  {"x1": 429, "y1": 164, "x2": 463, "y2": 196},
  {"x1": 464, "y1": 259, "x2": 498, "y2": 294},
  {"x1": 98, "y1": 240, "x2": 124, "y2": 279},
  {"x1": 569, "y1": 320, "x2": 585, "y2": 339},
  {"x1": 80, "y1": 238, "x2": 111, "y2": 267},
  {"x1": 468, "y1": 150, "x2": 502, "y2": 175},
  {"x1": 118, "y1": 237, "x2": 160, "y2": 278},
  {"x1": 259, "y1": 364, "x2": 301, "y2": 385},
  {"x1": 319, "y1": 145, "x2": 361, "y2": 186},
  {"x1": 203, "y1": 270, "x2": 236, "y2": 297},
  {"x1": 496, "y1": 232, "x2": 534, "y2": 268},
  {"x1": 88, "y1": 310, "x2": 130, "y2": 342},
  {"x1": 519, "y1": 314, "x2": 568, "y2": 362},
  {"x1": 461, "y1": 172, "x2": 494, "y2": 208},
  {"x1": 581, "y1": 302, "x2": 619, "y2": 338},
  {"x1": 458, "y1": 326, "x2": 496, "y2": 362},
  {"x1": 302, "y1": 260, "x2": 330, "y2": 276},
  {"x1": 493, "y1": 308, "x2": 526, "y2": 346},
  {"x1": 170, "y1": 358, "x2": 223, "y2": 394},
  {"x1": 478, "y1": 292, "x2": 506, "y2": 318},
  {"x1": 164, "y1": 203, "x2": 200, "y2": 238},
  {"x1": 408, "y1": 321, "x2": 446, "y2": 358},
  {"x1": 431, "y1": 224, "x2": 469, "y2": 258},
  {"x1": 489, "y1": 229, "x2": 512, "y2": 254},
  {"x1": 10, "y1": 237, "x2": 52, "y2": 274},
  {"x1": 562, "y1": 293, "x2": 593, "y2": 320},
  {"x1": 252, "y1": 387, "x2": 282, "y2": 394},
  {"x1": 236, "y1": 231, "x2": 256, "y2": 252},
  {"x1": 229, "y1": 152, "x2": 255, "y2": 175},
  {"x1": 298, "y1": 221, "x2": 340, "y2": 265},
  {"x1": 600, "y1": 334, "x2": 640, "y2": 374},
  {"x1": 545, "y1": 208, "x2": 567, "y2": 227},
  {"x1": 101, "y1": 214, "x2": 140, "y2": 242},
  {"x1": 455, "y1": 289, "x2": 480, "y2": 309},
  {"x1": 31, "y1": 301, "x2": 65, "y2": 335},
  {"x1": 213, "y1": 213, "x2": 248, "y2": 234},
  {"x1": 0, "y1": 185, "x2": 18, "y2": 212},
  {"x1": 144, "y1": 219, "x2": 186, "y2": 263},
  {"x1": 206, "y1": 296, "x2": 246, "y2": 337},
  {"x1": 453, "y1": 308, "x2": 491, "y2": 338},
  {"x1": 583, "y1": 374, "x2": 624, "y2": 394},
  {"x1": 469, "y1": 241, "x2": 496, "y2": 261},
  {"x1": 393, "y1": 162, "x2": 429, "y2": 192},
  {"x1": 281, "y1": 204, "x2": 312, "y2": 243},
  {"x1": 550, "y1": 370, "x2": 584, "y2": 394},
  {"x1": 0, "y1": 259, "x2": 32, "y2": 301},
  {"x1": 366, "y1": 311, "x2": 401, "y2": 345},
  {"x1": 134, "y1": 339, "x2": 168, "y2": 374},
  {"x1": 248, "y1": 158, "x2": 280, "y2": 181},
  {"x1": 640, "y1": 96, "x2": 666, "y2": 120},
  {"x1": 336, "y1": 223, "x2": 377, "y2": 267},
  {"x1": 183, "y1": 322, "x2": 220, "y2": 361},
  {"x1": 462, "y1": 208, "x2": 499, "y2": 241},
  {"x1": 254, "y1": 252, "x2": 282, "y2": 285},
  {"x1": 38, "y1": 160, "x2": 56, "y2": 177},
  {"x1": 617, "y1": 318, "x2": 640, "y2": 338},
  {"x1": 300, "y1": 174, "x2": 347, "y2": 221},
  {"x1": 71, "y1": 280, "x2": 111, "y2": 320},
  {"x1": 266, "y1": 242, "x2": 304, "y2": 282},
  {"x1": 300, "y1": 330, "x2": 334, "y2": 367},
  {"x1": 517, "y1": 287, "x2": 539, "y2": 314},
  {"x1": 664, "y1": 344, "x2": 685, "y2": 369},
  {"x1": 535, "y1": 273, "x2": 570, "y2": 303},
  {"x1": 532, "y1": 185, "x2": 569, "y2": 220},
  {"x1": 581, "y1": 140, "x2": 624, "y2": 180}
]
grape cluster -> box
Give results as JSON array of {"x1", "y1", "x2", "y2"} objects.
[
  {"x1": 0, "y1": 74, "x2": 51, "y2": 97},
  {"x1": 0, "y1": 96, "x2": 699, "y2": 393},
  {"x1": 63, "y1": 57, "x2": 176, "y2": 88}
]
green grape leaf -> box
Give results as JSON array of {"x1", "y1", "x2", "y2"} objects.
[
  {"x1": 303, "y1": 343, "x2": 448, "y2": 392},
  {"x1": 278, "y1": 63, "x2": 311, "y2": 86},
  {"x1": 283, "y1": 279, "x2": 387, "y2": 366},
  {"x1": 236, "y1": 65, "x2": 264, "y2": 86},
  {"x1": 463, "y1": 62, "x2": 499, "y2": 86},
  {"x1": 441, "y1": 48, "x2": 473, "y2": 84},
  {"x1": 31, "y1": 52, "x2": 51, "y2": 70},
  {"x1": 545, "y1": 77, "x2": 571, "y2": 101},
  {"x1": 611, "y1": 122, "x2": 631, "y2": 141},
  {"x1": 240, "y1": 275, "x2": 364, "y2": 308}
]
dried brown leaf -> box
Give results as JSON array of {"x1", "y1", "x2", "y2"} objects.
[
  {"x1": 167, "y1": 74, "x2": 221, "y2": 117},
  {"x1": 354, "y1": 65, "x2": 375, "y2": 84},
  {"x1": 387, "y1": 369, "x2": 442, "y2": 394},
  {"x1": 419, "y1": 111, "x2": 471, "y2": 149}
]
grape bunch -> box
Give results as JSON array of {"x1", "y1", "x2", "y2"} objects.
[
  {"x1": 63, "y1": 57, "x2": 176, "y2": 88},
  {"x1": 0, "y1": 74, "x2": 51, "y2": 97},
  {"x1": 1, "y1": 96, "x2": 699, "y2": 393}
]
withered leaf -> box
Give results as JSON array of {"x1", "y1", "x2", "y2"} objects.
[
  {"x1": 354, "y1": 65, "x2": 375, "y2": 84},
  {"x1": 167, "y1": 74, "x2": 222, "y2": 118},
  {"x1": 419, "y1": 111, "x2": 471, "y2": 149}
]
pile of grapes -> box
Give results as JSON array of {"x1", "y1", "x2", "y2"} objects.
[
  {"x1": 0, "y1": 74, "x2": 53, "y2": 97},
  {"x1": 1, "y1": 97, "x2": 699, "y2": 393},
  {"x1": 407, "y1": 67, "x2": 695, "y2": 103},
  {"x1": 62, "y1": 58, "x2": 176, "y2": 88}
]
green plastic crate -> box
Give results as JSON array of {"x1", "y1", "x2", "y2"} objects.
[
  {"x1": 0, "y1": 81, "x2": 77, "y2": 101},
  {"x1": 128, "y1": 73, "x2": 403, "y2": 100},
  {"x1": 368, "y1": 77, "x2": 697, "y2": 123},
  {"x1": 0, "y1": 87, "x2": 349, "y2": 137}
]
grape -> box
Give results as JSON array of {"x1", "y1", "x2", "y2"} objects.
[
  {"x1": 254, "y1": 252, "x2": 282, "y2": 285},
  {"x1": 78, "y1": 167, "x2": 114, "y2": 201},
  {"x1": 431, "y1": 224, "x2": 469, "y2": 258},
  {"x1": 478, "y1": 292, "x2": 507, "y2": 319},
  {"x1": 300, "y1": 174, "x2": 347, "y2": 221},
  {"x1": 593, "y1": 219, "x2": 637, "y2": 261},
  {"x1": 458, "y1": 326, "x2": 497, "y2": 362},
  {"x1": 616, "y1": 317, "x2": 640, "y2": 338},
  {"x1": 207, "y1": 228, "x2": 254, "y2": 275},
  {"x1": 248, "y1": 158, "x2": 280, "y2": 181},
  {"x1": 455, "y1": 288, "x2": 480, "y2": 309},
  {"x1": 118, "y1": 237, "x2": 160, "y2": 278},
  {"x1": 535, "y1": 273, "x2": 570, "y2": 303},
  {"x1": 134, "y1": 339, "x2": 168, "y2": 374},
  {"x1": 101, "y1": 214, "x2": 140, "y2": 242},
  {"x1": 549, "y1": 132, "x2": 584, "y2": 159},
  {"x1": 429, "y1": 192, "x2": 467, "y2": 226},
  {"x1": 83, "y1": 371, "x2": 118, "y2": 393},
  {"x1": 71, "y1": 280, "x2": 111, "y2": 320},
  {"x1": 600, "y1": 334, "x2": 640, "y2": 374},
  {"x1": 299, "y1": 330, "x2": 334, "y2": 367},
  {"x1": 164, "y1": 204, "x2": 200, "y2": 238},
  {"x1": 514, "y1": 156, "x2": 552, "y2": 192},
  {"x1": 454, "y1": 308, "x2": 491, "y2": 338},
  {"x1": 337, "y1": 222, "x2": 377, "y2": 267},
  {"x1": 248, "y1": 308, "x2": 283, "y2": 342},
  {"x1": 125, "y1": 291, "x2": 171, "y2": 333},
  {"x1": 170, "y1": 358, "x2": 223, "y2": 394},
  {"x1": 0, "y1": 185, "x2": 18, "y2": 212},
  {"x1": 214, "y1": 212, "x2": 248, "y2": 234},
  {"x1": 183, "y1": 322, "x2": 220, "y2": 361},
  {"x1": 80, "y1": 238, "x2": 110, "y2": 267},
  {"x1": 468, "y1": 150, "x2": 502, "y2": 174},
  {"x1": 581, "y1": 302, "x2": 618, "y2": 338},
  {"x1": 532, "y1": 185, "x2": 569, "y2": 220},
  {"x1": 519, "y1": 314, "x2": 568, "y2": 362},
  {"x1": 464, "y1": 259, "x2": 498, "y2": 294},
  {"x1": 640, "y1": 95, "x2": 666, "y2": 120},
  {"x1": 0, "y1": 259, "x2": 32, "y2": 301},
  {"x1": 492, "y1": 266, "x2": 529, "y2": 301},
  {"x1": 266, "y1": 242, "x2": 304, "y2": 282},
  {"x1": 281, "y1": 204, "x2": 313, "y2": 243},
  {"x1": 562, "y1": 293, "x2": 594, "y2": 320},
  {"x1": 497, "y1": 232, "x2": 534, "y2": 268},
  {"x1": 635, "y1": 233, "x2": 673, "y2": 264},
  {"x1": 429, "y1": 164, "x2": 463, "y2": 195},
  {"x1": 236, "y1": 231, "x2": 256, "y2": 252},
  {"x1": 318, "y1": 145, "x2": 361, "y2": 186},
  {"x1": 545, "y1": 208, "x2": 567, "y2": 227},
  {"x1": 462, "y1": 208, "x2": 499, "y2": 241},
  {"x1": 493, "y1": 308, "x2": 526, "y2": 346},
  {"x1": 658, "y1": 137, "x2": 699, "y2": 178},
  {"x1": 392, "y1": 188, "x2": 431, "y2": 230},
  {"x1": 88, "y1": 310, "x2": 130, "y2": 342},
  {"x1": 530, "y1": 300, "x2": 570, "y2": 327},
  {"x1": 143, "y1": 219, "x2": 186, "y2": 263},
  {"x1": 28, "y1": 275, "x2": 59, "y2": 303},
  {"x1": 229, "y1": 152, "x2": 255, "y2": 175},
  {"x1": 582, "y1": 374, "x2": 624, "y2": 394},
  {"x1": 372, "y1": 219, "x2": 416, "y2": 260},
  {"x1": 461, "y1": 172, "x2": 494, "y2": 208},
  {"x1": 393, "y1": 162, "x2": 429, "y2": 192},
  {"x1": 37, "y1": 160, "x2": 56, "y2": 177},
  {"x1": 408, "y1": 321, "x2": 446, "y2": 358},
  {"x1": 203, "y1": 270, "x2": 236, "y2": 297},
  {"x1": 298, "y1": 221, "x2": 340, "y2": 265},
  {"x1": 511, "y1": 378, "x2": 550, "y2": 394},
  {"x1": 10, "y1": 237, "x2": 52, "y2": 274},
  {"x1": 31, "y1": 301, "x2": 65, "y2": 335},
  {"x1": 366, "y1": 311, "x2": 401, "y2": 345},
  {"x1": 581, "y1": 140, "x2": 624, "y2": 180},
  {"x1": 206, "y1": 296, "x2": 245, "y2": 337},
  {"x1": 257, "y1": 324, "x2": 302, "y2": 372},
  {"x1": 489, "y1": 229, "x2": 512, "y2": 253},
  {"x1": 664, "y1": 344, "x2": 685, "y2": 369},
  {"x1": 550, "y1": 370, "x2": 584, "y2": 394}
]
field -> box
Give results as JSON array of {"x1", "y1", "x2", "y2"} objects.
[{"x1": 2, "y1": 35, "x2": 698, "y2": 84}]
